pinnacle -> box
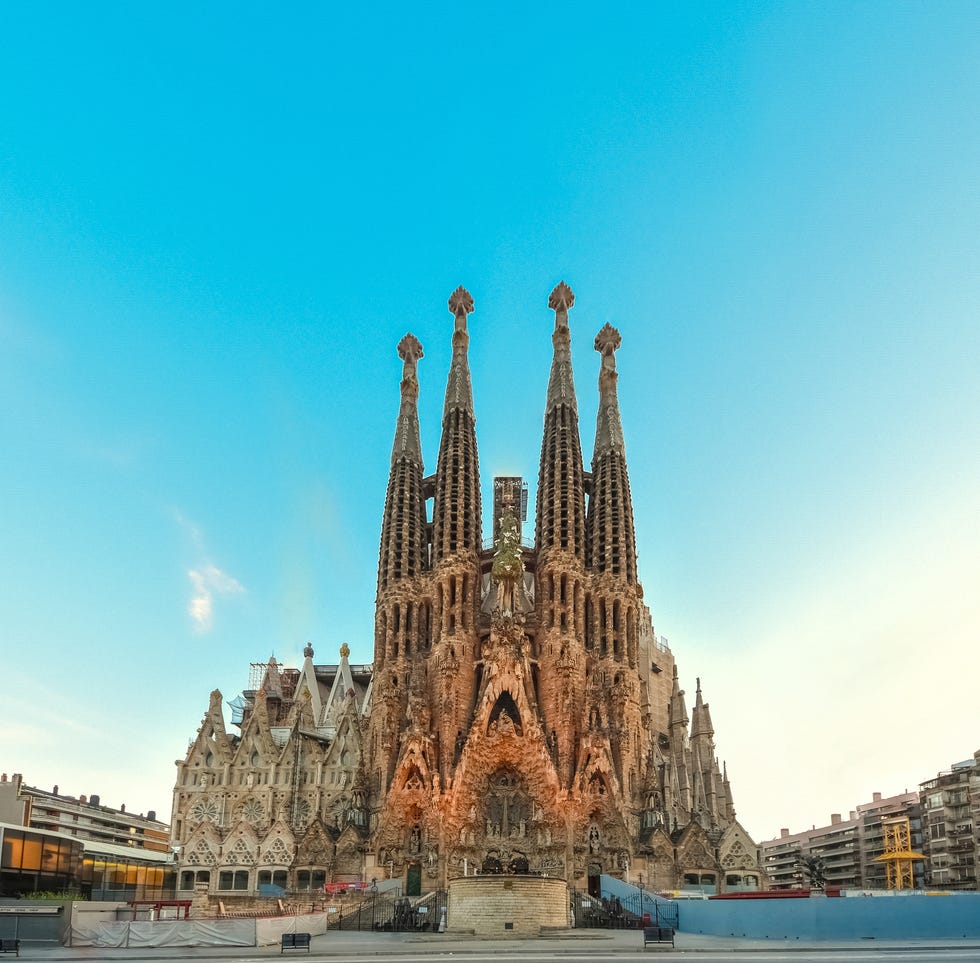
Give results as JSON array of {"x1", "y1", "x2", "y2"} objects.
[
  {"x1": 398, "y1": 333, "x2": 423, "y2": 363},
  {"x1": 448, "y1": 285, "x2": 474, "y2": 318},
  {"x1": 594, "y1": 322, "x2": 622, "y2": 356},
  {"x1": 549, "y1": 281, "x2": 575, "y2": 317}
]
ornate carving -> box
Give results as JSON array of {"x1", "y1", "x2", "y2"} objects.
[
  {"x1": 594, "y1": 322, "x2": 621, "y2": 358},
  {"x1": 190, "y1": 797, "x2": 220, "y2": 824},
  {"x1": 548, "y1": 281, "x2": 575, "y2": 315},
  {"x1": 448, "y1": 285, "x2": 474, "y2": 320}
]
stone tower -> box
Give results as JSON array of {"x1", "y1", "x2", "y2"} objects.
[{"x1": 365, "y1": 284, "x2": 763, "y2": 894}]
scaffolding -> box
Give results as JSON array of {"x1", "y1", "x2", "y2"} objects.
[{"x1": 874, "y1": 816, "x2": 925, "y2": 890}]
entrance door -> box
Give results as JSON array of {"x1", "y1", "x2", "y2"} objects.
[
  {"x1": 587, "y1": 863, "x2": 602, "y2": 898},
  {"x1": 406, "y1": 862, "x2": 422, "y2": 896}
]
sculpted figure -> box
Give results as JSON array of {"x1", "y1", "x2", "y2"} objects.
[{"x1": 490, "y1": 497, "x2": 530, "y2": 616}]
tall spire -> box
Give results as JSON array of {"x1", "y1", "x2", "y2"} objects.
[
  {"x1": 690, "y1": 677, "x2": 715, "y2": 741},
  {"x1": 443, "y1": 285, "x2": 476, "y2": 416},
  {"x1": 390, "y1": 334, "x2": 424, "y2": 465},
  {"x1": 544, "y1": 280, "x2": 578, "y2": 412},
  {"x1": 432, "y1": 286, "x2": 482, "y2": 562},
  {"x1": 668, "y1": 665, "x2": 689, "y2": 735},
  {"x1": 592, "y1": 322, "x2": 626, "y2": 457},
  {"x1": 377, "y1": 334, "x2": 428, "y2": 598},
  {"x1": 536, "y1": 281, "x2": 586, "y2": 558},
  {"x1": 586, "y1": 322, "x2": 637, "y2": 582}
]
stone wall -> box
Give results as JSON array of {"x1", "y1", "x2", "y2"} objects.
[{"x1": 447, "y1": 875, "x2": 568, "y2": 936}]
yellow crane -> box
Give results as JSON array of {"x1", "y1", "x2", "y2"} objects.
[{"x1": 874, "y1": 816, "x2": 925, "y2": 889}]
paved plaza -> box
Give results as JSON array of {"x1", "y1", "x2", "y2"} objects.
[{"x1": 12, "y1": 929, "x2": 980, "y2": 961}]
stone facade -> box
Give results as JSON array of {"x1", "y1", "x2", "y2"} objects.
[
  {"x1": 366, "y1": 283, "x2": 762, "y2": 895},
  {"x1": 170, "y1": 647, "x2": 373, "y2": 898},
  {"x1": 170, "y1": 283, "x2": 764, "y2": 898}
]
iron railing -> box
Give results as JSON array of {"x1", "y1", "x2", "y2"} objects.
[
  {"x1": 570, "y1": 889, "x2": 678, "y2": 930},
  {"x1": 328, "y1": 890, "x2": 447, "y2": 932}
]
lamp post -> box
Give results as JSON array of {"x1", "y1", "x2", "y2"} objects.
[{"x1": 638, "y1": 872, "x2": 647, "y2": 927}]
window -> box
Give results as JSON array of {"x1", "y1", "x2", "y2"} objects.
[{"x1": 219, "y1": 869, "x2": 249, "y2": 890}]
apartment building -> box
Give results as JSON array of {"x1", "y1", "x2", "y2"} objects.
[
  {"x1": 920, "y1": 751, "x2": 980, "y2": 890},
  {"x1": 761, "y1": 791, "x2": 924, "y2": 890}
]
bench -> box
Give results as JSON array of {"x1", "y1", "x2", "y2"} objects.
[
  {"x1": 0, "y1": 940, "x2": 19, "y2": 957},
  {"x1": 281, "y1": 932, "x2": 311, "y2": 953},
  {"x1": 642, "y1": 925, "x2": 674, "y2": 949}
]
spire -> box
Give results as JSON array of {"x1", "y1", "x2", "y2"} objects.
[
  {"x1": 443, "y1": 285, "x2": 475, "y2": 416},
  {"x1": 723, "y1": 761, "x2": 735, "y2": 819},
  {"x1": 690, "y1": 677, "x2": 715, "y2": 741},
  {"x1": 390, "y1": 333, "x2": 424, "y2": 465},
  {"x1": 377, "y1": 334, "x2": 428, "y2": 596},
  {"x1": 433, "y1": 286, "x2": 482, "y2": 562},
  {"x1": 668, "y1": 665, "x2": 689, "y2": 733},
  {"x1": 545, "y1": 281, "x2": 578, "y2": 411},
  {"x1": 592, "y1": 323, "x2": 626, "y2": 457},
  {"x1": 586, "y1": 322, "x2": 637, "y2": 582},
  {"x1": 536, "y1": 281, "x2": 586, "y2": 558}
]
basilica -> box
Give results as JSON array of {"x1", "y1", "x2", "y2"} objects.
[{"x1": 170, "y1": 284, "x2": 764, "y2": 898}]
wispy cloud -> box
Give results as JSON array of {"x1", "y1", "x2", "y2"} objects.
[
  {"x1": 174, "y1": 510, "x2": 245, "y2": 631},
  {"x1": 188, "y1": 564, "x2": 245, "y2": 632}
]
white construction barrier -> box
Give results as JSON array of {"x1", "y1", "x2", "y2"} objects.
[{"x1": 256, "y1": 912, "x2": 328, "y2": 946}]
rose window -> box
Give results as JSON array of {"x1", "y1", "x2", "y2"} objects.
[
  {"x1": 190, "y1": 798, "x2": 220, "y2": 823},
  {"x1": 241, "y1": 799, "x2": 266, "y2": 824}
]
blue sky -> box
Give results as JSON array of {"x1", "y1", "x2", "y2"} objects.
[{"x1": 1, "y1": 3, "x2": 978, "y2": 844}]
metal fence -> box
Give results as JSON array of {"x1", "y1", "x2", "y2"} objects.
[
  {"x1": 570, "y1": 889, "x2": 678, "y2": 930},
  {"x1": 328, "y1": 890, "x2": 447, "y2": 932}
]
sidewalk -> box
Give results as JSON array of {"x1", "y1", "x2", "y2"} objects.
[{"x1": 14, "y1": 929, "x2": 980, "y2": 959}]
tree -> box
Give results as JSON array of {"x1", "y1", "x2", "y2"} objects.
[{"x1": 793, "y1": 851, "x2": 826, "y2": 890}]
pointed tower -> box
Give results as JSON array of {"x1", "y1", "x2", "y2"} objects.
[
  {"x1": 370, "y1": 333, "x2": 429, "y2": 794},
  {"x1": 432, "y1": 286, "x2": 481, "y2": 564},
  {"x1": 668, "y1": 665, "x2": 693, "y2": 814},
  {"x1": 586, "y1": 323, "x2": 637, "y2": 586},
  {"x1": 429, "y1": 286, "x2": 483, "y2": 782},
  {"x1": 690, "y1": 678, "x2": 720, "y2": 824},
  {"x1": 377, "y1": 333, "x2": 427, "y2": 603},
  {"x1": 585, "y1": 322, "x2": 643, "y2": 791},
  {"x1": 534, "y1": 281, "x2": 588, "y2": 786}
]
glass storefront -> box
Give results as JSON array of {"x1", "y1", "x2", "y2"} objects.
[
  {"x1": 0, "y1": 827, "x2": 82, "y2": 897},
  {"x1": 1, "y1": 825, "x2": 175, "y2": 900}
]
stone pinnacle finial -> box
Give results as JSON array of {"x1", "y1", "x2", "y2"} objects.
[
  {"x1": 398, "y1": 333, "x2": 423, "y2": 366},
  {"x1": 595, "y1": 322, "x2": 622, "y2": 358},
  {"x1": 448, "y1": 286, "x2": 474, "y2": 332},
  {"x1": 549, "y1": 281, "x2": 575, "y2": 329}
]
